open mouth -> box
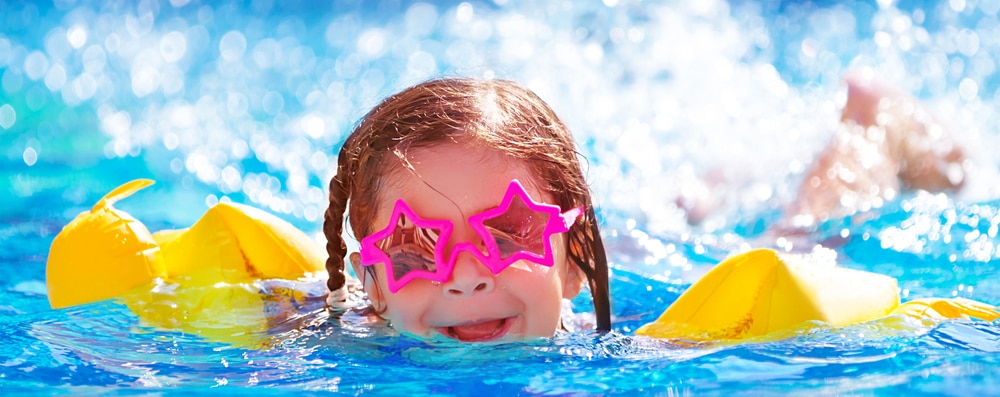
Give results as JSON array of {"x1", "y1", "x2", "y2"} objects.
[{"x1": 437, "y1": 317, "x2": 514, "y2": 342}]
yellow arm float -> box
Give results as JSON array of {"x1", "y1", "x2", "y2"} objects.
[
  {"x1": 152, "y1": 201, "x2": 326, "y2": 285},
  {"x1": 46, "y1": 179, "x2": 163, "y2": 309},
  {"x1": 46, "y1": 180, "x2": 330, "y2": 343},
  {"x1": 636, "y1": 248, "x2": 999, "y2": 342},
  {"x1": 635, "y1": 248, "x2": 900, "y2": 341}
]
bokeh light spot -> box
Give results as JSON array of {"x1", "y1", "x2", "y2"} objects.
[
  {"x1": 23, "y1": 51, "x2": 49, "y2": 81},
  {"x1": 219, "y1": 30, "x2": 247, "y2": 61},
  {"x1": 456, "y1": 2, "x2": 474, "y2": 22},
  {"x1": 0, "y1": 37, "x2": 11, "y2": 67},
  {"x1": 44, "y1": 63, "x2": 67, "y2": 91},
  {"x1": 67, "y1": 25, "x2": 87, "y2": 48},
  {"x1": 301, "y1": 114, "x2": 325, "y2": 139},
  {"x1": 357, "y1": 29, "x2": 386, "y2": 58},
  {"x1": 161, "y1": 31, "x2": 188, "y2": 63},
  {"x1": 23, "y1": 147, "x2": 38, "y2": 166},
  {"x1": 0, "y1": 104, "x2": 16, "y2": 129},
  {"x1": 405, "y1": 3, "x2": 438, "y2": 37}
]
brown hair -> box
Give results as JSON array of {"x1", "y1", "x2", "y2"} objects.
[{"x1": 323, "y1": 78, "x2": 611, "y2": 331}]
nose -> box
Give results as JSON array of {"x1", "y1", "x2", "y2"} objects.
[{"x1": 442, "y1": 251, "x2": 495, "y2": 298}]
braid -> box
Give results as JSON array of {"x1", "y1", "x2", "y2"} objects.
[{"x1": 323, "y1": 145, "x2": 353, "y2": 309}]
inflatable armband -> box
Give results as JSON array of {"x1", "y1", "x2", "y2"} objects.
[
  {"x1": 46, "y1": 180, "x2": 332, "y2": 343},
  {"x1": 635, "y1": 248, "x2": 900, "y2": 341},
  {"x1": 47, "y1": 179, "x2": 163, "y2": 309},
  {"x1": 152, "y1": 200, "x2": 326, "y2": 286},
  {"x1": 637, "y1": 248, "x2": 999, "y2": 342}
]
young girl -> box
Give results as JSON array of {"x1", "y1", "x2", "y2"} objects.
[{"x1": 320, "y1": 78, "x2": 611, "y2": 341}]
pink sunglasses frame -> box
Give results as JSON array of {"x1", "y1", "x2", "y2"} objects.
[{"x1": 359, "y1": 179, "x2": 583, "y2": 293}]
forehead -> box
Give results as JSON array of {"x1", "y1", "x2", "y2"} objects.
[{"x1": 376, "y1": 142, "x2": 551, "y2": 222}]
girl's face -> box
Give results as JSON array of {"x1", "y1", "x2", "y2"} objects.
[{"x1": 350, "y1": 142, "x2": 584, "y2": 342}]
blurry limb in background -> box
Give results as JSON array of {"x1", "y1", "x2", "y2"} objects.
[
  {"x1": 675, "y1": 167, "x2": 727, "y2": 226},
  {"x1": 782, "y1": 72, "x2": 968, "y2": 231}
]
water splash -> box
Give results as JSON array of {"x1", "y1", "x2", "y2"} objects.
[{"x1": 3, "y1": 1, "x2": 998, "y2": 235}]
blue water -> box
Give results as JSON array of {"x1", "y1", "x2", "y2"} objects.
[{"x1": 3, "y1": 0, "x2": 1000, "y2": 394}]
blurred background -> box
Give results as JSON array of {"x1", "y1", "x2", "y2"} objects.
[{"x1": 2, "y1": 0, "x2": 999, "y2": 279}]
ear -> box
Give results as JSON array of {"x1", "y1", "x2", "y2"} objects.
[
  {"x1": 561, "y1": 260, "x2": 587, "y2": 299},
  {"x1": 349, "y1": 252, "x2": 386, "y2": 310}
]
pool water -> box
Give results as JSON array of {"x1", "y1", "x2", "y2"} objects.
[{"x1": 3, "y1": 0, "x2": 1000, "y2": 394}]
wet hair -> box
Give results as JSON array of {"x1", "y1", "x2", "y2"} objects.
[{"x1": 323, "y1": 78, "x2": 611, "y2": 331}]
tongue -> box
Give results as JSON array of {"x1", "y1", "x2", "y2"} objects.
[{"x1": 450, "y1": 319, "x2": 504, "y2": 341}]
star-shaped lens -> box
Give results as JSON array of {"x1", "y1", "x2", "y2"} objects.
[
  {"x1": 359, "y1": 200, "x2": 454, "y2": 293},
  {"x1": 469, "y1": 179, "x2": 582, "y2": 274}
]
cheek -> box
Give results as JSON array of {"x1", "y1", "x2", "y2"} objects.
[
  {"x1": 499, "y1": 259, "x2": 569, "y2": 336},
  {"x1": 369, "y1": 274, "x2": 438, "y2": 335},
  {"x1": 509, "y1": 269, "x2": 565, "y2": 336},
  {"x1": 363, "y1": 266, "x2": 417, "y2": 322},
  {"x1": 381, "y1": 293, "x2": 421, "y2": 329},
  {"x1": 549, "y1": 234, "x2": 572, "y2": 286},
  {"x1": 532, "y1": 234, "x2": 575, "y2": 332}
]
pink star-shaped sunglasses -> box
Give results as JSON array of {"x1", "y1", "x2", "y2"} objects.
[{"x1": 359, "y1": 179, "x2": 583, "y2": 293}]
